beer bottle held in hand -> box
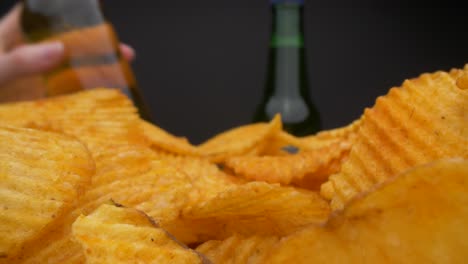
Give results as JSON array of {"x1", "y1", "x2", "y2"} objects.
[
  {"x1": 253, "y1": 0, "x2": 321, "y2": 136},
  {"x1": 20, "y1": 0, "x2": 152, "y2": 120}
]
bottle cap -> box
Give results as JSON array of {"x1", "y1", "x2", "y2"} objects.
[{"x1": 270, "y1": 0, "x2": 304, "y2": 5}]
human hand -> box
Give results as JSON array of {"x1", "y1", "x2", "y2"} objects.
[{"x1": 0, "y1": 4, "x2": 136, "y2": 87}]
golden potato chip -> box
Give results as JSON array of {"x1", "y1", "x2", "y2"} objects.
[
  {"x1": 0, "y1": 126, "x2": 94, "y2": 260},
  {"x1": 72, "y1": 204, "x2": 206, "y2": 264},
  {"x1": 197, "y1": 114, "x2": 282, "y2": 162},
  {"x1": 78, "y1": 145, "x2": 192, "y2": 224},
  {"x1": 263, "y1": 159, "x2": 468, "y2": 263},
  {"x1": 9, "y1": 212, "x2": 86, "y2": 264},
  {"x1": 322, "y1": 68, "x2": 468, "y2": 210},
  {"x1": 11, "y1": 144, "x2": 194, "y2": 263},
  {"x1": 0, "y1": 89, "x2": 143, "y2": 151},
  {"x1": 224, "y1": 152, "x2": 315, "y2": 184},
  {"x1": 311, "y1": 117, "x2": 362, "y2": 142},
  {"x1": 260, "y1": 118, "x2": 361, "y2": 156},
  {"x1": 224, "y1": 137, "x2": 354, "y2": 190},
  {"x1": 88, "y1": 143, "x2": 158, "y2": 187},
  {"x1": 256, "y1": 130, "x2": 304, "y2": 156},
  {"x1": 456, "y1": 73, "x2": 468, "y2": 90},
  {"x1": 196, "y1": 235, "x2": 279, "y2": 264},
  {"x1": 140, "y1": 120, "x2": 201, "y2": 156},
  {"x1": 164, "y1": 182, "x2": 330, "y2": 244},
  {"x1": 149, "y1": 150, "x2": 244, "y2": 205},
  {"x1": 453, "y1": 66, "x2": 468, "y2": 90}
]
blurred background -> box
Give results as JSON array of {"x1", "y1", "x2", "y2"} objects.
[{"x1": 1, "y1": 1, "x2": 467, "y2": 144}]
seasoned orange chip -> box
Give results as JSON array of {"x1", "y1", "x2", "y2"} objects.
[
  {"x1": 224, "y1": 137, "x2": 354, "y2": 190},
  {"x1": 197, "y1": 114, "x2": 282, "y2": 162},
  {"x1": 164, "y1": 182, "x2": 330, "y2": 244},
  {"x1": 224, "y1": 152, "x2": 318, "y2": 185},
  {"x1": 0, "y1": 126, "x2": 94, "y2": 260},
  {"x1": 310, "y1": 117, "x2": 362, "y2": 142},
  {"x1": 72, "y1": 204, "x2": 206, "y2": 263},
  {"x1": 260, "y1": 118, "x2": 361, "y2": 156},
  {"x1": 140, "y1": 120, "x2": 201, "y2": 156},
  {"x1": 322, "y1": 69, "x2": 468, "y2": 210},
  {"x1": 78, "y1": 144, "x2": 192, "y2": 224},
  {"x1": 149, "y1": 150, "x2": 244, "y2": 205},
  {"x1": 196, "y1": 235, "x2": 279, "y2": 264}
]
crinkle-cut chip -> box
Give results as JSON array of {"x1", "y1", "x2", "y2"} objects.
[
  {"x1": 11, "y1": 144, "x2": 193, "y2": 263},
  {"x1": 196, "y1": 235, "x2": 279, "y2": 264},
  {"x1": 0, "y1": 88, "x2": 143, "y2": 150},
  {"x1": 72, "y1": 204, "x2": 206, "y2": 264},
  {"x1": 149, "y1": 150, "x2": 244, "y2": 205},
  {"x1": 263, "y1": 159, "x2": 468, "y2": 263},
  {"x1": 88, "y1": 144, "x2": 158, "y2": 188},
  {"x1": 224, "y1": 137, "x2": 354, "y2": 190},
  {"x1": 78, "y1": 150, "x2": 192, "y2": 225},
  {"x1": 164, "y1": 182, "x2": 330, "y2": 244},
  {"x1": 312, "y1": 117, "x2": 362, "y2": 141},
  {"x1": 224, "y1": 153, "x2": 313, "y2": 184},
  {"x1": 261, "y1": 118, "x2": 361, "y2": 156},
  {"x1": 293, "y1": 133, "x2": 358, "y2": 189},
  {"x1": 197, "y1": 114, "x2": 282, "y2": 162},
  {"x1": 255, "y1": 130, "x2": 305, "y2": 156},
  {"x1": 140, "y1": 120, "x2": 201, "y2": 156},
  {"x1": 0, "y1": 126, "x2": 94, "y2": 260},
  {"x1": 321, "y1": 68, "x2": 468, "y2": 210}
]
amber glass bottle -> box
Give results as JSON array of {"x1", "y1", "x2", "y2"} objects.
[
  {"x1": 20, "y1": 0, "x2": 151, "y2": 120},
  {"x1": 253, "y1": 0, "x2": 321, "y2": 136}
]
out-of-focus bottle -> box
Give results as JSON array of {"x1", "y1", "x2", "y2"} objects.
[
  {"x1": 253, "y1": 0, "x2": 321, "y2": 136},
  {"x1": 20, "y1": 0, "x2": 152, "y2": 120}
]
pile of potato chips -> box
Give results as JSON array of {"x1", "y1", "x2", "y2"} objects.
[{"x1": 0, "y1": 65, "x2": 467, "y2": 263}]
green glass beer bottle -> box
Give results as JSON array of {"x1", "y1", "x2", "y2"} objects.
[
  {"x1": 253, "y1": 0, "x2": 321, "y2": 136},
  {"x1": 20, "y1": 0, "x2": 152, "y2": 120}
]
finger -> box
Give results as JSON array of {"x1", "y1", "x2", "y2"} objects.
[
  {"x1": 0, "y1": 42, "x2": 64, "y2": 86},
  {"x1": 119, "y1": 43, "x2": 135, "y2": 62},
  {"x1": 0, "y1": 4, "x2": 24, "y2": 52}
]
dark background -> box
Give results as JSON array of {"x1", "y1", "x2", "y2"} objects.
[{"x1": 1, "y1": 1, "x2": 467, "y2": 144}]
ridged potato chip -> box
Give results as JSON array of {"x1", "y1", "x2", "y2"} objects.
[
  {"x1": 0, "y1": 89, "x2": 143, "y2": 151},
  {"x1": 1, "y1": 64, "x2": 466, "y2": 263},
  {"x1": 197, "y1": 114, "x2": 282, "y2": 162},
  {"x1": 224, "y1": 152, "x2": 319, "y2": 185},
  {"x1": 224, "y1": 136, "x2": 355, "y2": 190},
  {"x1": 0, "y1": 126, "x2": 94, "y2": 260},
  {"x1": 140, "y1": 120, "x2": 201, "y2": 156},
  {"x1": 78, "y1": 144, "x2": 192, "y2": 224},
  {"x1": 264, "y1": 159, "x2": 468, "y2": 263},
  {"x1": 260, "y1": 118, "x2": 361, "y2": 156},
  {"x1": 310, "y1": 117, "x2": 362, "y2": 142},
  {"x1": 11, "y1": 144, "x2": 194, "y2": 263},
  {"x1": 164, "y1": 182, "x2": 330, "y2": 244},
  {"x1": 149, "y1": 150, "x2": 244, "y2": 205},
  {"x1": 232, "y1": 120, "x2": 360, "y2": 189},
  {"x1": 72, "y1": 204, "x2": 207, "y2": 264},
  {"x1": 196, "y1": 235, "x2": 279, "y2": 264},
  {"x1": 321, "y1": 68, "x2": 468, "y2": 210},
  {"x1": 10, "y1": 212, "x2": 87, "y2": 264}
]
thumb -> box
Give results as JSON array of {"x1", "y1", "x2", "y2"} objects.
[{"x1": 0, "y1": 42, "x2": 64, "y2": 86}]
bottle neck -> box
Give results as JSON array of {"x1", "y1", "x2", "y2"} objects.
[
  {"x1": 268, "y1": 2, "x2": 307, "y2": 98},
  {"x1": 270, "y1": 3, "x2": 304, "y2": 48}
]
